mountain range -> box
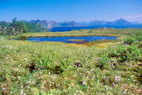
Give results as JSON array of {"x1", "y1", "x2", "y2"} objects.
[{"x1": 29, "y1": 19, "x2": 142, "y2": 31}]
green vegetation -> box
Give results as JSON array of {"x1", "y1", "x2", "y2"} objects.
[
  {"x1": 0, "y1": 28, "x2": 142, "y2": 95},
  {"x1": 0, "y1": 18, "x2": 46, "y2": 36}
]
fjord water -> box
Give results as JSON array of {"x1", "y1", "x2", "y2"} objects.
[
  {"x1": 28, "y1": 36, "x2": 118, "y2": 44},
  {"x1": 51, "y1": 24, "x2": 142, "y2": 32}
]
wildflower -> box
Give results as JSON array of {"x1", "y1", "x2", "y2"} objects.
[
  {"x1": 76, "y1": 90, "x2": 78, "y2": 93},
  {"x1": 115, "y1": 76, "x2": 121, "y2": 82},
  {"x1": 86, "y1": 76, "x2": 89, "y2": 79},
  {"x1": 20, "y1": 90, "x2": 26, "y2": 95},
  {"x1": 82, "y1": 81, "x2": 86, "y2": 86}
]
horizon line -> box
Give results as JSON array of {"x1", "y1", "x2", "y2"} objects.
[{"x1": 0, "y1": 18, "x2": 142, "y2": 23}]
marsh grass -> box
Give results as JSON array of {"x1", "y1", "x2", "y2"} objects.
[{"x1": 0, "y1": 28, "x2": 142, "y2": 95}]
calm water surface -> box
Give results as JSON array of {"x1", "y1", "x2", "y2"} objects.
[
  {"x1": 51, "y1": 25, "x2": 142, "y2": 32},
  {"x1": 28, "y1": 36, "x2": 118, "y2": 44}
]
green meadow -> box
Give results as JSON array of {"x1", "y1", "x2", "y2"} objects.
[{"x1": 0, "y1": 28, "x2": 142, "y2": 95}]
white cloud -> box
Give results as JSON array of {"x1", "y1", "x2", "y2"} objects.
[{"x1": 123, "y1": 14, "x2": 142, "y2": 23}]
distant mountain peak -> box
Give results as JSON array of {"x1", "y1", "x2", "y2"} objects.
[
  {"x1": 113, "y1": 18, "x2": 131, "y2": 25},
  {"x1": 114, "y1": 18, "x2": 128, "y2": 22},
  {"x1": 29, "y1": 18, "x2": 135, "y2": 30}
]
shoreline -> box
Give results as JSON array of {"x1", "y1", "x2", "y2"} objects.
[{"x1": 19, "y1": 34, "x2": 119, "y2": 39}]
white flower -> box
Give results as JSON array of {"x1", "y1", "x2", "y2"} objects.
[
  {"x1": 82, "y1": 81, "x2": 86, "y2": 86},
  {"x1": 115, "y1": 76, "x2": 121, "y2": 82},
  {"x1": 20, "y1": 90, "x2": 26, "y2": 95}
]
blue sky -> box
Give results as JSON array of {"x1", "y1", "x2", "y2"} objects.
[{"x1": 0, "y1": 0, "x2": 142, "y2": 22}]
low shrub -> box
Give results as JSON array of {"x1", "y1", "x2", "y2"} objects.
[
  {"x1": 33, "y1": 55, "x2": 53, "y2": 70},
  {"x1": 109, "y1": 46, "x2": 141, "y2": 63},
  {"x1": 124, "y1": 38, "x2": 135, "y2": 45},
  {"x1": 132, "y1": 64, "x2": 142, "y2": 84},
  {"x1": 135, "y1": 36, "x2": 142, "y2": 41},
  {"x1": 96, "y1": 56, "x2": 110, "y2": 70}
]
